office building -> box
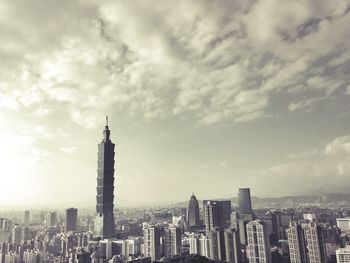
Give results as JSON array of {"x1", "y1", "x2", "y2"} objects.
[
  {"x1": 199, "y1": 235, "x2": 210, "y2": 258},
  {"x1": 336, "y1": 247, "x2": 350, "y2": 263},
  {"x1": 142, "y1": 225, "x2": 161, "y2": 262},
  {"x1": 238, "y1": 188, "x2": 253, "y2": 215},
  {"x1": 209, "y1": 227, "x2": 225, "y2": 261},
  {"x1": 203, "y1": 200, "x2": 231, "y2": 236},
  {"x1": 224, "y1": 228, "x2": 241, "y2": 263},
  {"x1": 95, "y1": 117, "x2": 116, "y2": 239},
  {"x1": 47, "y1": 212, "x2": 58, "y2": 228},
  {"x1": 65, "y1": 208, "x2": 78, "y2": 232},
  {"x1": 187, "y1": 193, "x2": 200, "y2": 229},
  {"x1": 188, "y1": 233, "x2": 200, "y2": 254},
  {"x1": 164, "y1": 226, "x2": 181, "y2": 258},
  {"x1": 246, "y1": 220, "x2": 271, "y2": 263}
]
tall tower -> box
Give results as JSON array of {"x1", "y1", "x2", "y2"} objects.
[
  {"x1": 238, "y1": 188, "x2": 253, "y2": 214},
  {"x1": 187, "y1": 193, "x2": 200, "y2": 229},
  {"x1": 95, "y1": 117, "x2": 116, "y2": 239}
]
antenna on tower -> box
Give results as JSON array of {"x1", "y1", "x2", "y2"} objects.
[{"x1": 106, "y1": 115, "x2": 108, "y2": 126}]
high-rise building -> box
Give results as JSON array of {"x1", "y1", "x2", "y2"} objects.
[
  {"x1": 65, "y1": 208, "x2": 78, "y2": 232},
  {"x1": 164, "y1": 226, "x2": 181, "y2": 258},
  {"x1": 188, "y1": 233, "x2": 200, "y2": 254},
  {"x1": 11, "y1": 226, "x2": 22, "y2": 245},
  {"x1": 303, "y1": 222, "x2": 327, "y2": 263},
  {"x1": 142, "y1": 225, "x2": 161, "y2": 262},
  {"x1": 224, "y1": 228, "x2": 241, "y2": 263},
  {"x1": 246, "y1": 220, "x2": 271, "y2": 263},
  {"x1": 238, "y1": 188, "x2": 252, "y2": 215},
  {"x1": 209, "y1": 227, "x2": 225, "y2": 261},
  {"x1": 24, "y1": 211, "x2": 30, "y2": 227},
  {"x1": 47, "y1": 212, "x2": 58, "y2": 228},
  {"x1": 203, "y1": 200, "x2": 231, "y2": 236},
  {"x1": 336, "y1": 247, "x2": 350, "y2": 263},
  {"x1": 199, "y1": 234, "x2": 210, "y2": 258},
  {"x1": 287, "y1": 221, "x2": 327, "y2": 263},
  {"x1": 187, "y1": 193, "x2": 200, "y2": 229},
  {"x1": 94, "y1": 117, "x2": 116, "y2": 239},
  {"x1": 287, "y1": 222, "x2": 308, "y2": 263}
]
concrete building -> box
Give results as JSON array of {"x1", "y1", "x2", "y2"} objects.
[
  {"x1": 336, "y1": 247, "x2": 350, "y2": 263},
  {"x1": 246, "y1": 220, "x2": 271, "y2": 263},
  {"x1": 238, "y1": 188, "x2": 253, "y2": 214},
  {"x1": 203, "y1": 200, "x2": 231, "y2": 236},
  {"x1": 142, "y1": 225, "x2": 161, "y2": 262},
  {"x1": 164, "y1": 226, "x2": 181, "y2": 258},
  {"x1": 224, "y1": 228, "x2": 241, "y2": 263},
  {"x1": 65, "y1": 208, "x2": 78, "y2": 232},
  {"x1": 287, "y1": 221, "x2": 308, "y2": 263}
]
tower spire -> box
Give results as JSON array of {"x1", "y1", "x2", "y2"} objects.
[{"x1": 106, "y1": 115, "x2": 108, "y2": 127}]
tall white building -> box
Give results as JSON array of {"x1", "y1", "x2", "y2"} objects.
[
  {"x1": 287, "y1": 222, "x2": 308, "y2": 263},
  {"x1": 199, "y1": 234, "x2": 210, "y2": 258},
  {"x1": 188, "y1": 233, "x2": 200, "y2": 254},
  {"x1": 287, "y1": 221, "x2": 327, "y2": 263},
  {"x1": 336, "y1": 247, "x2": 350, "y2": 263},
  {"x1": 303, "y1": 223, "x2": 327, "y2": 263},
  {"x1": 246, "y1": 220, "x2": 271, "y2": 263}
]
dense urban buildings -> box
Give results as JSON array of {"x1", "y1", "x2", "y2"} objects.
[
  {"x1": 2, "y1": 121, "x2": 350, "y2": 263},
  {"x1": 94, "y1": 117, "x2": 116, "y2": 240}
]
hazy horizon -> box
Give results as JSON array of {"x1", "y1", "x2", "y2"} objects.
[{"x1": 1, "y1": 1, "x2": 350, "y2": 207}]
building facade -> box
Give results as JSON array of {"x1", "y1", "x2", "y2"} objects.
[{"x1": 95, "y1": 117, "x2": 116, "y2": 239}]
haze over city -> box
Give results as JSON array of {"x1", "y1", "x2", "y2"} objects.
[{"x1": 1, "y1": 0, "x2": 350, "y2": 207}]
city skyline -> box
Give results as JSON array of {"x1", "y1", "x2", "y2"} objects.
[{"x1": 1, "y1": 1, "x2": 350, "y2": 207}]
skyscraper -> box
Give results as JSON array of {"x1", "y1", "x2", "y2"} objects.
[
  {"x1": 224, "y1": 228, "x2": 242, "y2": 263},
  {"x1": 143, "y1": 224, "x2": 161, "y2": 261},
  {"x1": 303, "y1": 222, "x2": 327, "y2": 263},
  {"x1": 287, "y1": 222, "x2": 308, "y2": 263},
  {"x1": 203, "y1": 200, "x2": 232, "y2": 236},
  {"x1": 47, "y1": 212, "x2": 58, "y2": 228},
  {"x1": 164, "y1": 225, "x2": 181, "y2": 258},
  {"x1": 94, "y1": 117, "x2": 116, "y2": 239},
  {"x1": 65, "y1": 208, "x2": 78, "y2": 232},
  {"x1": 187, "y1": 193, "x2": 200, "y2": 229},
  {"x1": 238, "y1": 188, "x2": 253, "y2": 215},
  {"x1": 209, "y1": 227, "x2": 226, "y2": 261},
  {"x1": 287, "y1": 221, "x2": 327, "y2": 263},
  {"x1": 246, "y1": 220, "x2": 271, "y2": 263}
]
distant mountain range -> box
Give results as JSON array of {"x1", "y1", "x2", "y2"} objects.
[{"x1": 169, "y1": 192, "x2": 350, "y2": 208}]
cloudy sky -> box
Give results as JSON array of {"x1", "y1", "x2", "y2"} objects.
[{"x1": 1, "y1": 0, "x2": 350, "y2": 207}]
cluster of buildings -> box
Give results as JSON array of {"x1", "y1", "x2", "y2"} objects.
[{"x1": 2, "y1": 119, "x2": 350, "y2": 263}]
